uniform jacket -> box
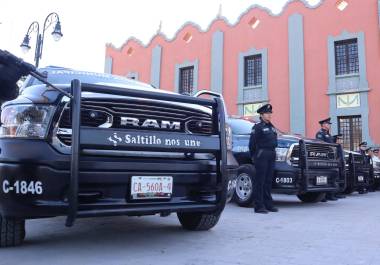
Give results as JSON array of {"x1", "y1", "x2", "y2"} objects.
[
  {"x1": 249, "y1": 120, "x2": 278, "y2": 157},
  {"x1": 316, "y1": 128, "x2": 334, "y2": 143}
]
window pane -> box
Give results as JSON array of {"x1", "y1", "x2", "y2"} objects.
[
  {"x1": 179, "y1": 66, "x2": 194, "y2": 95},
  {"x1": 244, "y1": 55, "x2": 262, "y2": 87},
  {"x1": 335, "y1": 39, "x2": 359, "y2": 75},
  {"x1": 338, "y1": 115, "x2": 362, "y2": 151}
]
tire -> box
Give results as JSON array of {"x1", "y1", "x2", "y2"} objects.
[
  {"x1": 0, "y1": 215, "x2": 25, "y2": 248},
  {"x1": 226, "y1": 178, "x2": 237, "y2": 203},
  {"x1": 343, "y1": 186, "x2": 354, "y2": 195},
  {"x1": 177, "y1": 211, "x2": 222, "y2": 231},
  {"x1": 233, "y1": 164, "x2": 255, "y2": 207},
  {"x1": 297, "y1": 192, "x2": 325, "y2": 203}
]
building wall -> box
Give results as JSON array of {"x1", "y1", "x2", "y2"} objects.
[{"x1": 105, "y1": 0, "x2": 380, "y2": 146}]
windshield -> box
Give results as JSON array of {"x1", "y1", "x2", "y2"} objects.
[
  {"x1": 228, "y1": 119, "x2": 255, "y2": 135},
  {"x1": 23, "y1": 69, "x2": 151, "y2": 89}
]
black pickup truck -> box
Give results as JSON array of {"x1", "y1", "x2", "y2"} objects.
[
  {"x1": 0, "y1": 51, "x2": 233, "y2": 247},
  {"x1": 227, "y1": 118, "x2": 344, "y2": 206},
  {"x1": 343, "y1": 151, "x2": 371, "y2": 194}
]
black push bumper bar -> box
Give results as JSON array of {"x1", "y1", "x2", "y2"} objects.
[
  {"x1": 298, "y1": 140, "x2": 343, "y2": 191},
  {"x1": 65, "y1": 81, "x2": 227, "y2": 227}
]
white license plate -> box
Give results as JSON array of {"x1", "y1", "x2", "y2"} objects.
[
  {"x1": 131, "y1": 176, "x2": 173, "y2": 200},
  {"x1": 316, "y1": 176, "x2": 328, "y2": 185},
  {"x1": 358, "y1": 175, "x2": 364, "y2": 182}
]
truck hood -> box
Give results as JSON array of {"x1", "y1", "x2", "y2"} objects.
[{"x1": 3, "y1": 83, "x2": 212, "y2": 115}]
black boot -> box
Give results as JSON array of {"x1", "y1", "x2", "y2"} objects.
[{"x1": 254, "y1": 207, "x2": 268, "y2": 214}]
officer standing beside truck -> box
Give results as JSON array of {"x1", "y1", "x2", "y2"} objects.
[
  {"x1": 333, "y1": 133, "x2": 343, "y2": 145},
  {"x1": 249, "y1": 104, "x2": 278, "y2": 214},
  {"x1": 316, "y1": 118, "x2": 338, "y2": 201},
  {"x1": 373, "y1": 148, "x2": 379, "y2": 158},
  {"x1": 358, "y1": 142, "x2": 368, "y2": 155},
  {"x1": 357, "y1": 142, "x2": 369, "y2": 194},
  {"x1": 333, "y1": 134, "x2": 346, "y2": 199},
  {"x1": 316, "y1": 118, "x2": 334, "y2": 143}
]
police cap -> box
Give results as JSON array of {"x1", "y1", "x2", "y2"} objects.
[
  {"x1": 359, "y1": 141, "x2": 367, "y2": 147},
  {"x1": 257, "y1": 103, "x2": 272, "y2": 114},
  {"x1": 319, "y1": 117, "x2": 332, "y2": 125}
]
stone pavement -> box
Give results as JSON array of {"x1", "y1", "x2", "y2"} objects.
[{"x1": 1, "y1": 192, "x2": 379, "y2": 265}]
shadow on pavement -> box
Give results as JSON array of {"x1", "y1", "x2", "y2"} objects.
[{"x1": 20, "y1": 215, "x2": 199, "y2": 251}]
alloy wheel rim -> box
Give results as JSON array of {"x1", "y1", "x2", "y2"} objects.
[{"x1": 236, "y1": 173, "x2": 252, "y2": 201}]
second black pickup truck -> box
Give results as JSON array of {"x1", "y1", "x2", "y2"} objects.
[{"x1": 228, "y1": 118, "x2": 344, "y2": 206}]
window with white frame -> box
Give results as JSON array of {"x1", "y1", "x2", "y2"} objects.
[{"x1": 238, "y1": 48, "x2": 267, "y2": 116}]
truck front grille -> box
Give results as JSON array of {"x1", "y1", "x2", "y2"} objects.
[
  {"x1": 289, "y1": 143, "x2": 337, "y2": 167},
  {"x1": 56, "y1": 98, "x2": 213, "y2": 146},
  {"x1": 352, "y1": 154, "x2": 364, "y2": 164},
  {"x1": 306, "y1": 144, "x2": 336, "y2": 160}
]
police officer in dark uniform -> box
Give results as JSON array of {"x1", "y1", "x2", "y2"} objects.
[
  {"x1": 357, "y1": 142, "x2": 369, "y2": 194},
  {"x1": 358, "y1": 142, "x2": 368, "y2": 155},
  {"x1": 333, "y1": 133, "x2": 343, "y2": 145},
  {"x1": 316, "y1": 118, "x2": 334, "y2": 143},
  {"x1": 333, "y1": 134, "x2": 346, "y2": 199},
  {"x1": 249, "y1": 104, "x2": 278, "y2": 214},
  {"x1": 316, "y1": 117, "x2": 338, "y2": 201},
  {"x1": 373, "y1": 148, "x2": 379, "y2": 158}
]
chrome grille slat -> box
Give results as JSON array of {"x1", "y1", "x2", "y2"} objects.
[
  {"x1": 352, "y1": 154, "x2": 364, "y2": 163},
  {"x1": 290, "y1": 144, "x2": 337, "y2": 161},
  {"x1": 111, "y1": 107, "x2": 188, "y2": 119},
  {"x1": 306, "y1": 144, "x2": 336, "y2": 160},
  {"x1": 82, "y1": 103, "x2": 189, "y2": 120},
  {"x1": 82, "y1": 100, "x2": 211, "y2": 119}
]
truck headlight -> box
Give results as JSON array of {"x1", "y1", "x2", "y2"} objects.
[
  {"x1": 0, "y1": 105, "x2": 55, "y2": 139},
  {"x1": 276, "y1": 147, "x2": 289, "y2": 162},
  {"x1": 225, "y1": 124, "x2": 232, "y2": 151}
]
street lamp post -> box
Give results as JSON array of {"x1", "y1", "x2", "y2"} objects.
[{"x1": 20, "y1": 12, "x2": 63, "y2": 68}]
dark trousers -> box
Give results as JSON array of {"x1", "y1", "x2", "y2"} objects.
[{"x1": 253, "y1": 149, "x2": 275, "y2": 209}]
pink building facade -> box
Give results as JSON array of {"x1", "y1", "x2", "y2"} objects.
[{"x1": 105, "y1": 0, "x2": 380, "y2": 151}]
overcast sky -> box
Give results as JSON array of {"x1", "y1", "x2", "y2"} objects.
[{"x1": 1, "y1": 0, "x2": 320, "y2": 72}]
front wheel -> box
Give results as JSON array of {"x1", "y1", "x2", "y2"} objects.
[
  {"x1": 177, "y1": 211, "x2": 222, "y2": 231},
  {"x1": 0, "y1": 215, "x2": 25, "y2": 248},
  {"x1": 233, "y1": 164, "x2": 255, "y2": 207},
  {"x1": 297, "y1": 192, "x2": 325, "y2": 203}
]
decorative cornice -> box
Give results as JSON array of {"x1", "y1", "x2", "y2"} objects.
[{"x1": 107, "y1": 0, "x2": 325, "y2": 51}]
